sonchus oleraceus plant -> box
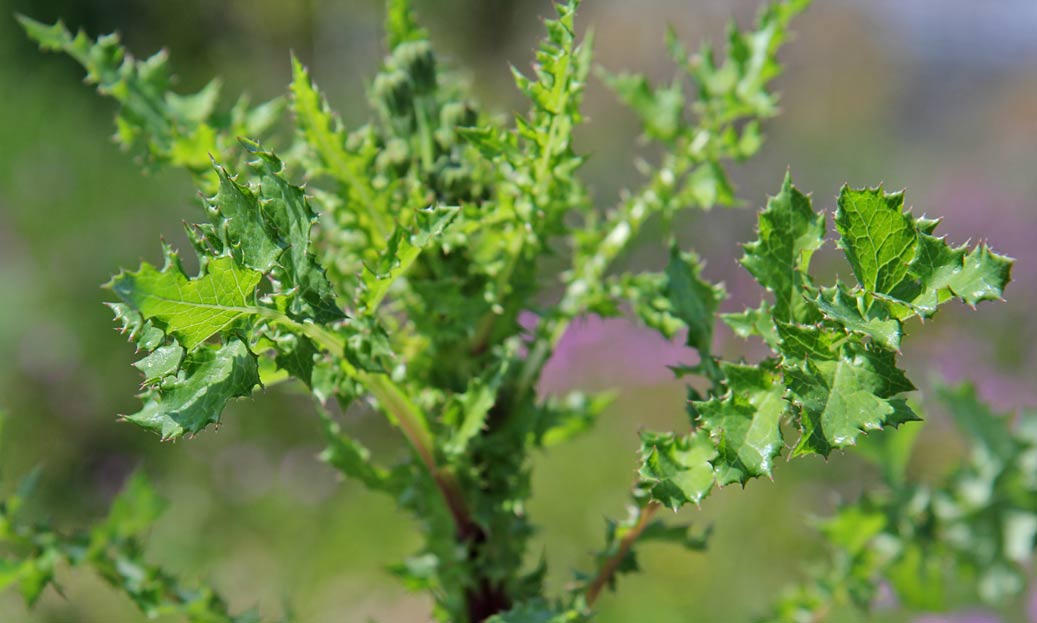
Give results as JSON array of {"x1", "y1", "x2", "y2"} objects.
[{"x1": 3, "y1": 0, "x2": 1029, "y2": 621}]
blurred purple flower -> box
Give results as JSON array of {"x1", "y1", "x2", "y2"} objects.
[
  {"x1": 537, "y1": 314, "x2": 693, "y2": 395},
  {"x1": 914, "y1": 613, "x2": 1000, "y2": 623}
]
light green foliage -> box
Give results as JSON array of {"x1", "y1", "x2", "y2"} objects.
[
  {"x1": 638, "y1": 431, "x2": 718, "y2": 509},
  {"x1": 15, "y1": 0, "x2": 1018, "y2": 621},
  {"x1": 17, "y1": 15, "x2": 282, "y2": 188},
  {"x1": 759, "y1": 384, "x2": 1037, "y2": 622},
  {"x1": 0, "y1": 466, "x2": 262, "y2": 622},
  {"x1": 110, "y1": 255, "x2": 263, "y2": 351}
]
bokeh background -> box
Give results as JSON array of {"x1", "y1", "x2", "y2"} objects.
[{"x1": 1, "y1": 0, "x2": 1035, "y2": 621}]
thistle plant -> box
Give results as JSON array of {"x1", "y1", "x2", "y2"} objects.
[{"x1": 2, "y1": 1, "x2": 1028, "y2": 621}]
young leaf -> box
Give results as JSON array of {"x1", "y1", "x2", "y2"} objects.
[
  {"x1": 739, "y1": 171, "x2": 824, "y2": 323},
  {"x1": 835, "y1": 186, "x2": 917, "y2": 296},
  {"x1": 694, "y1": 363, "x2": 787, "y2": 484},
  {"x1": 108, "y1": 253, "x2": 263, "y2": 351},
  {"x1": 18, "y1": 15, "x2": 282, "y2": 185},
  {"x1": 638, "y1": 431, "x2": 716, "y2": 509},
  {"x1": 124, "y1": 339, "x2": 260, "y2": 440}
]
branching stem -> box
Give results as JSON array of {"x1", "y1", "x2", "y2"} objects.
[
  {"x1": 585, "y1": 501, "x2": 661, "y2": 606},
  {"x1": 269, "y1": 311, "x2": 475, "y2": 536}
]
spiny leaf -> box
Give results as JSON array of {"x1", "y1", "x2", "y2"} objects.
[
  {"x1": 18, "y1": 15, "x2": 281, "y2": 184},
  {"x1": 815, "y1": 283, "x2": 901, "y2": 351},
  {"x1": 620, "y1": 245, "x2": 725, "y2": 365},
  {"x1": 786, "y1": 340, "x2": 916, "y2": 456},
  {"x1": 665, "y1": 246, "x2": 725, "y2": 357},
  {"x1": 836, "y1": 186, "x2": 1013, "y2": 318},
  {"x1": 361, "y1": 204, "x2": 460, "y2": 313},
  {"x1": 638, "y1": 431, "x2": 716, "y2": 509},
  {"x1": 740, "y1": 172, "x2": 824, "y2": 322},
  {"x1": 1, "y1": 469, "x2": 261, "y2": 621},
  {"x1": 131, "y1": 342, "x2": 184, "y2": 384},
  {"x1": 599, "y1": 72, "x2": 683, "y2": 143},
  {"x1": 124, "y1": 339, "x2": 260, "y2": 440},
  {"x1": 289, "y1": 56, "x2": 387, "y2": 243},
  {"x1": 92, "y1": 471, "x2": 168, "y2": 544},
  {"x1": 694, "y1": 363, "x2": 787, "y2": 484},
  {"x1": 721, "y1": 301, "x2": 779, "y2": 348},
  {"x1": 242, "y1": 142, "x2": 343, "y2": 321},
  {"x1": 211, "y1": 166, "x2": 284, "y2": 273},
  {"x1": 441, "y1": 375, "x2": 497, "y2": 458},
  {"x1": 835, "y1": 186, "x2": 917, "y2": 296},
  {"x1": 108, "y1": 254, "x2": 263, "y2": 351},
  {"x1": 108, "y1": 302, "x2": 165, "y2": 351},
  {"x1": 532, "y1": 391, "x2": 614, "y2": 447}
]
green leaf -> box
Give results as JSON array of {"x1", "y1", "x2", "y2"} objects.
[
  {"x1": 124, "y1": 339, "x2": 260, "y2": 439},
  {"x1": 740, "y1": 172, "x2": 825, "y2": 322},
  {"x1": 787, "y1": 341, "x2": 915, "y2": 456},
  {"x1": 18, "y1": 15, "x2": 281, "y2": 183},
  {"x1": 834, "y1": 187, "x2": 1012, "y2": 318},
  {"x1": 361, "y1": 205, "x2": 459, "y2": 313},
  {"x1": 721, "y1": 302, "x2": 780, "y2": 348},
  {"x1": 441, "y1": 376, "x2": 496, "y2": 458},
  {"x1": 132, "y1": 343, "x2": 185, "y2": 384},
  {"x1": 621, "y1": 246, "x2": 725, "y2": 364},
  {"x1": 289, "y1": 55, "x2": 352, "y2": 180},
  {"x1": 385, "y1": 0, "x2": 429, "y2": 50},
  {"x1": 0, "y1": 553, "x2": 56, "y2": 607},
  {"x1": 211, "y1": 167, "x2": 284, "y2": 273},
  {"x1": 949, "y1": 244, "x2": 1013, "y2": 305},
  {"x1": 94, "y1": 471, "x2": 167, "y2": 543},
  {"x1": 532, "y1": 391, "x2": 614, "y2": 447},
  {"x1": 694, "y1": 363, "x2": 787, "y2": 484},
  {"x1": 108, "y1": 302, "x2": 165, "y2": 350},
  {"x1": 17, "y1": 550, "x2": 56, "y2": 606},
  {"x1": 639, "y1": 430, "x2": 716, "y2": 509},
  {"x1": 243, "y1": 142, "x2": 342, "y2": 321},
  {"x1": 815, "y1": 283, "x2": 902, "y2": 351},
  {"x1": 289, "y1": 57, "x2": 388, "y2": 243},
  {"x1": 318, "y1": 411, "x2": 396, "y2": 493},
  {"x1": 835, "y1": 186, "x2": 917, "y2": 296},
  {"x1": 108, "y1": 253, "x2": 263, "y2": 351},
  {"x1": 600, "y1": 72, "x2": 683, "y2": 142},
  {"x1": 665, "y1": 246, "x2": 724, "y2": 356}
]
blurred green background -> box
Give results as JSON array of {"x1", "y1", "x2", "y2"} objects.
[{"x1": 1, "y1": 0, "x2": 1035, "y2": 621}]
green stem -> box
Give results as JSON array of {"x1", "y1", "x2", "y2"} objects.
[
  {"x1": 414, "y1": 95, "x2": 436, "y2": 172},
  {"x1": 265, "y1": 311, "x2": 473, "y2": 535},
  {"x1": 513, "y1": 162, "x2": 669, "y2": 399}
]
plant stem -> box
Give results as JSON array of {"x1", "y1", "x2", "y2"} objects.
[
  {"x1": 585, "y1": 501, "x2": 660, "y2": 606},
  {"x1": 514, "y1": 162, "x2": 671, "y2": 399},
  {"x1": 270, "y1": 312, "x2": 475, "y2": 536},
  {"x1": 361, "y1": 372, "x2": 475, "y2": 536}
]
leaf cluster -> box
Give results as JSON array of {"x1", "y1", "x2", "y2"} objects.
[
  {"x1": 0, "y1": 466, "x2": 263, "y2": 623},
  {"x1": 12, "y1": 1, "x2": 1019, "y2": 622},
  {"x1": 760, "y1": 384, "x2": 1037, "y2": 622}
]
